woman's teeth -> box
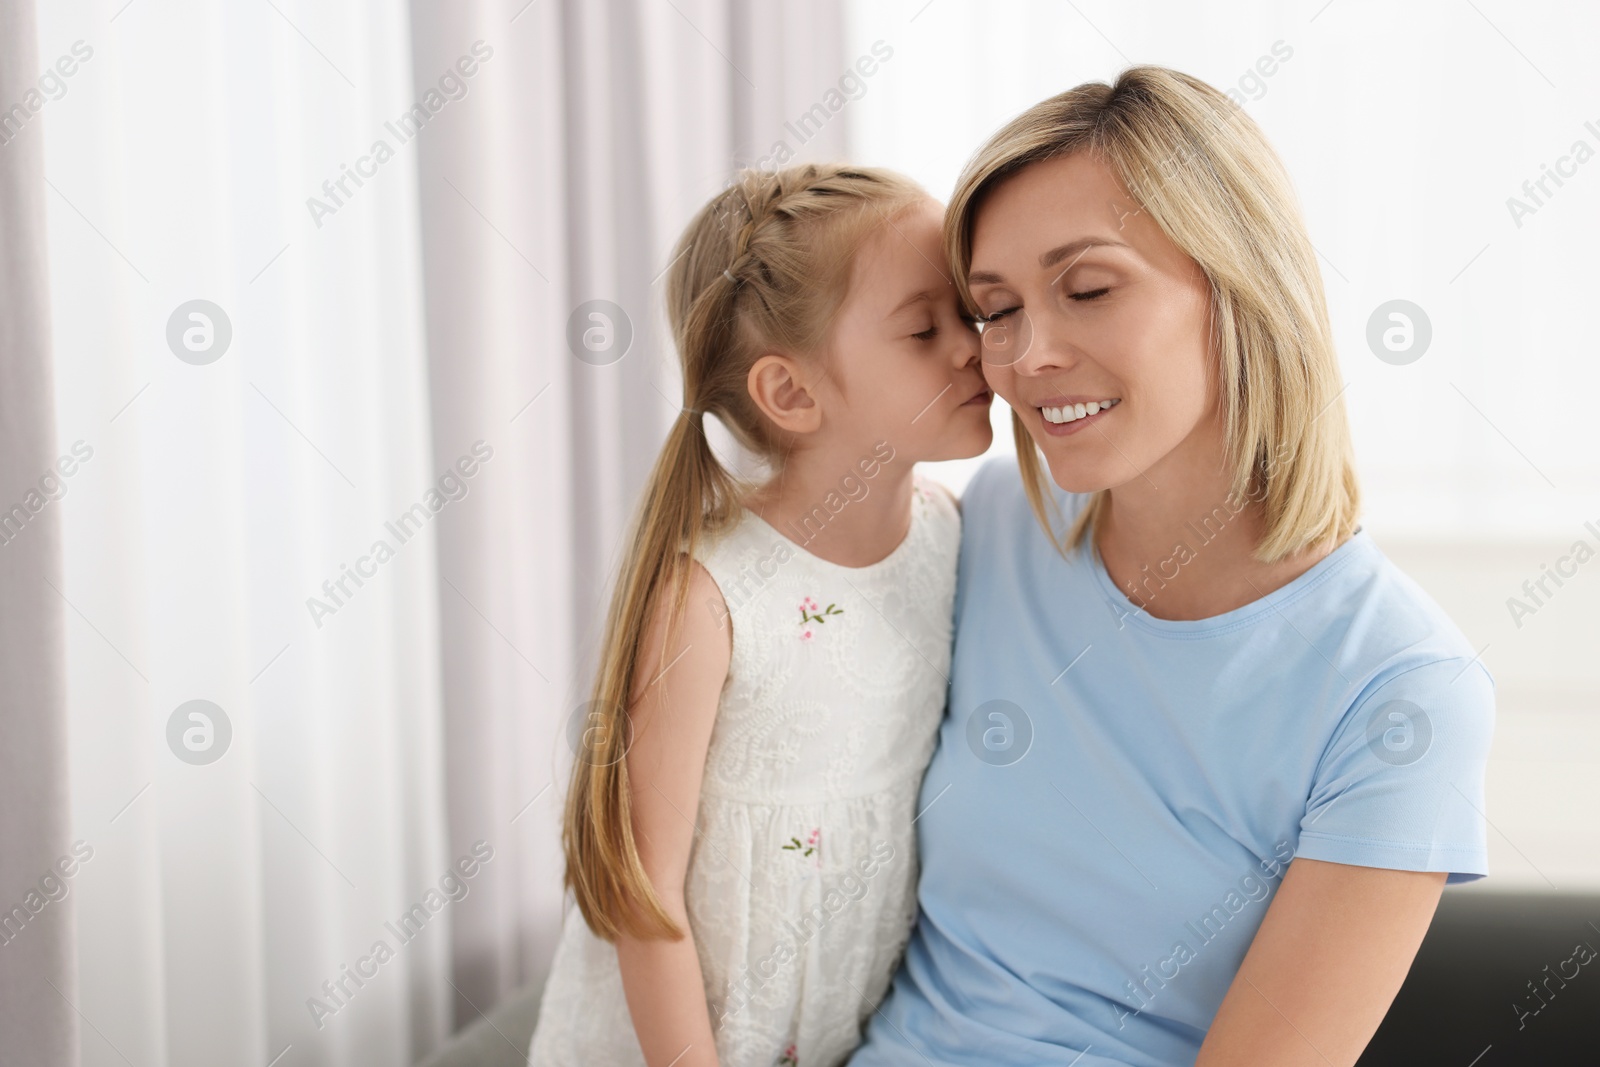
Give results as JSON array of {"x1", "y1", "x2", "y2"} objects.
[{"x1": 1040, "y1": 398, "x2": 1120, "y2": 424}]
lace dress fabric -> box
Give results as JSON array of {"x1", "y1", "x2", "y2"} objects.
[{"x1": 529, "y1": 476, "x2": 960, "y2": 1067}]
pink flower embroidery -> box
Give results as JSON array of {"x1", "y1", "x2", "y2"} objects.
[
  {"x1": 782, "y1": 827, "x2": 821, "y2": 867},
  {"x1": 778, "y1": 1043, "x2": 798, "y2": 1067},
  {"x1": 797, "y1": 597, "x2": 842, "y2": 638}
]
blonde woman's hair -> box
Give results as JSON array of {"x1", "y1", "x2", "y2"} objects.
[
  {"x1": 564, "y1": 163, "x2": 927, "y2": 941},
  {"x1": 945, "y1": 65, "x2": 1359, "y2": 562}
]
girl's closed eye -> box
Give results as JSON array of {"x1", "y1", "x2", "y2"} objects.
[{"x1": 912, "y1": 323, "x2": 939, "y2": 341}]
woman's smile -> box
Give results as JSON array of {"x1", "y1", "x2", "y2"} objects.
[{"x1": 1035, "y1": 395, "x2": 1120, "y2": 435}]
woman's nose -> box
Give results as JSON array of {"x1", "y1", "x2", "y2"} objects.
[{"x1": 1008, "y1": 309, "x2": 1075, "y2": 377}]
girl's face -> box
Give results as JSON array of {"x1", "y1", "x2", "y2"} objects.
[
  {"x1": 818, "y1": 198, "x2": 993, "y2": 464},
  {"x1": 966, "y1": 152, "x2": 1217, "y2": 494}
]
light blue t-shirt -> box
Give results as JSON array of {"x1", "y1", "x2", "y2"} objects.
[{"x1": 849, "y1": 457, "x2": 1495, "y2": 1067}]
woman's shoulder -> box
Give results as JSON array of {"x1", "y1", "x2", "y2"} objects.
[
  {"x1": 961, "y1": 454, "x2": 1023, "y2": 508},
  {"x1": 1310, "y1": 532, "x2": 1496, "y2": 708},
  {"x1": 1333, "y1": 535, "x2": 1474, "y2": 645},
  {"x1": 951, "y1": 455, "x2": 1095, "y2": 562}
]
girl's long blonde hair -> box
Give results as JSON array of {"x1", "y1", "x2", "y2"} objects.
[
  {"x1": 945, "y1": 65, "x2": 1359, "y2": 562},
  {"x1": 564, "y1": 163, "x2": 926, "y2": 941}
]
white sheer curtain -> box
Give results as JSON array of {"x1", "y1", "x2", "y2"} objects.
[
  {"x1": 41, "y1": 2, "x2": 449, "y2": 1065},
  {"x1": 0, "y1": 0, "x2": 76, "y2": 1061},
  {"x1": 407, "y1": 0, "x2": 851, "y2": 1027},
  {"x1": 28, "y1": 0, "x2": 855, "y2": 1062}
]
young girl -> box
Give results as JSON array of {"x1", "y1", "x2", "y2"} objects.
[{"x1": 527, "y1": 163, "x2": 993, "y2": 1067}]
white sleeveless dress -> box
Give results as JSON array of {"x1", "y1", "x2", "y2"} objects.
[{"x1": 528, "y1": 475, "x2": 960, "y2": 1067}]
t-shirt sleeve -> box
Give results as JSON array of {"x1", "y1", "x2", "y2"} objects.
[{"x1": 1296, "y1": 657, "x2": 1496, "y2": 885}]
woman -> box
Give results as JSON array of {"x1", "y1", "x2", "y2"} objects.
[{"x1": 848, "y1": 67, "x2": 1494, "y2": 1066}]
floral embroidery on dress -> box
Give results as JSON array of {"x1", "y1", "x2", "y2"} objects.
[
  {"x1": 798, "y1": 596, "x2": 842, "y2": 641},
  {"x1": 782, "y1": 827, "x2": 821, "y2": 865},
  {"x1": 778, "y1": 1043, "x2": 798, "y2": 1067}
]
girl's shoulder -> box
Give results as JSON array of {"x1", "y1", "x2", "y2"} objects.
[
  {"x1": 912, "y1": 472, "x2": 959, "y2": 515},
  {"x1": 690, "y1": 506, "x2": 776, "y2": 575},
  {"x1": 911, "y1": 471, "x2": 962, "y2": 559}
]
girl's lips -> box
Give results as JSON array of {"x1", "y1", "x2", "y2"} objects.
[{"x1": 961, "y1": 387, "x2": 993, "y2": 406}]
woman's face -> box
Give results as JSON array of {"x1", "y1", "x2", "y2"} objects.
[{"x1": 966, "y1": 151, "x2": 1218, "y2": 495}]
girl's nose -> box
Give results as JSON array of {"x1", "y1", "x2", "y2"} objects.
[{"x1": 952, "y1": 319, "x2": 981, "y2": 368}]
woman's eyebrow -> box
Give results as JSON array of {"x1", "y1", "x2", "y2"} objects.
[
  {"x1": 968, "y1": 236, "x2": 1130, "y2": 286},
  {"x1": 1041, "y1": 237, "x2": 1127, "y2": 271}
]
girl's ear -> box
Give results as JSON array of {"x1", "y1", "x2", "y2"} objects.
[{"x1": 747, "y1": 354, "x2": 822, "y2": 436}]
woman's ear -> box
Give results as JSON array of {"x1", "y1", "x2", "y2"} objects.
[{"x1": 747, "y1": 354, "x2": 822, "y2": 436}]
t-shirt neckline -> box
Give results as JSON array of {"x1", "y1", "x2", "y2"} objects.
[{"x1": 1086, "y1": 527, "x2": 1372, "y2": 638}]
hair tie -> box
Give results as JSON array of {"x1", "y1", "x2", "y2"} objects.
[
  {"x1": 722, "y1": 268, "x2": 737, "y2": 284},
  {"x1": 681, "y1": 406, "x2": 702, "y2": 416}
]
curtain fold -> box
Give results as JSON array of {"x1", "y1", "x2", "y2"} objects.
[
  {"x1": 0, "y1": 0, "x2": 78, "y2": 1063},
  {"x1": 7, "y1": 0, "x2": 856, "y2": 1061},
  {"x1": 36, "y1": 2, "x2": 450, "y2": 1064},
  {"x1": 408, "y1": 0, "x2": 849, "y2": 1027}
]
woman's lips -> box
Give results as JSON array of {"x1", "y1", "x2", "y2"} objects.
[{"x1": 1036, "y1": 396, "x2": 1120, "y2": 436}]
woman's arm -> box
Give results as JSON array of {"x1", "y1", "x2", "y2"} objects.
[
  {"x1": 1194, "y1": 857, "x2": 1446, "y2": 1066},
  {"x1": 614, "y1": 561, "x2": 732, "y2": 1067}
]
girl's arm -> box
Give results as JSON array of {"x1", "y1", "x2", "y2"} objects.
[
  {"x1": 1194, "y1": 858, "x2": 1446, "y2": 1066},
  {"x1": 614, "y1": 560, "x2": 731, "y2": 1067}
]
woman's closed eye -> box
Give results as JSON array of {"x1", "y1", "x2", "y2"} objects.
[{"x1": 980, "y1": 288, "x2": 1109, "y2": 324}]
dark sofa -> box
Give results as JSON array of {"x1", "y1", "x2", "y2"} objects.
[
  {"x1": 417, "y1": 889, "x2": 1600, "y2": 1066},
  {"x1": 1357, "y1": 889, "x2": 1599, "y2": 1065}
]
